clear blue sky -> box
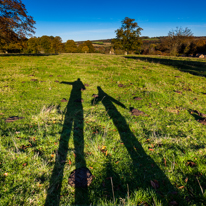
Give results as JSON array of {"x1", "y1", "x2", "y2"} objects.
[{"x1": 23, "y1": 0, "x2": 206, "y2": 42}]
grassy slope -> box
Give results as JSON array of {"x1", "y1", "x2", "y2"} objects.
[{"x1": 0, "y1": 54, "x2": 206, "y2": 205}]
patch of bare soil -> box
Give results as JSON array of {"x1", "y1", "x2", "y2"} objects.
[
  {"x1": 68, "y1": 167, "x2": 93, "y2": 188},
  {"x1": 6, "y1": 116, "x2": 25, "y2": 122},
  {"x1": 191, "y1": 110, "x2": 206, "y2": 118},
  {"x1": 118, "y1": 84, "x2": 124, "y2": 87},
  {"x1": 92, "y1": 94, "x2": 99, "y2": 98},
  {"x1": 61, "y1": 98, "x2": 67, "y2": 102},
  {"x1": 174, "y1": 90, "x2": 182, "y2": 94},
  {"x1": 190, "y1": 109, "x2": 206, "y2": 125},
  {"x1": 130, "y1": 108, "x2": 145, "y2": 116},
  {"x1": 197, "y1": 119, "x2": 206, "y2": 125},
  {"x1": 31, "y1": 79, "x2": 38, "y2": 82},
  {"x1": 183, "y1": 88, "x2": 192, "y2": 91},
  {"x1": 133, "y1": 97, "x2": 142, "y2": 100}
]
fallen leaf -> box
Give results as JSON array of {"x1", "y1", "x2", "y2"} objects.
[
  {"x1": 101, "y1": 146, "x2": 106, "y2": 150},
  {"x1": 105, "y1": 150, "x2": 108, "y2": 156},
  {"x1": 69, "y1": 160, "x2": 72, "y2": 165},
  {"x1": 164, "y1": 158, "x2": 167, "y2": 167},
  {"x1": 178, "y1": 186, "x2": 184, "y2": 189},
  {"x1": 186, "y1": 161, "x2": 197, "y2": 167},
  {"x1": 23, "y1": 163, "x2": 27, "y2": 166},
  {"x1": 185, "y1": 177, "x2": 188, "y2": 183},
  {"x1": 4, "y1": 173, "x2": 8, "y2": 176},
  {"x1": 115, "y1": 161, "x2": 119, "y2": 164},
  {"x1": 151, "y1": 180, "x2": 157, "y2": 190},
  {"x1": 149, "y1": 148, "x2": 154, "y2": 151},
  {"x1": 51, "y1": 154, "x2": 54, "y2": 158},
  {"x1": 89, "y1": 166, "x2": 93, "y2": 169}
]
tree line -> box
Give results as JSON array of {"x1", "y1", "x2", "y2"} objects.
[
  {"x1": 0, "y1": 0, "x2": 205, "y2": 56},
  {"x1": 111, "y1": 18, "x2": 206, "y2": 56},
  {"x1": 1, "y1": 27, "x2": 205, "y2": 57},
  {"x1": 0, "y1": 35, "x2": 95, "y2": 54},
  {"x1": 141, "y1": 28, "x2": 206, "y2": 56}
]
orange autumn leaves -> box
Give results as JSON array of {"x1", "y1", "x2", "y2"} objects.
[
  {"x1": 100, "y1": 145, "x2": 108, "y2": 156},
  {"x1": 0, "y1": 0, "x2": 36, "y2": 44}
]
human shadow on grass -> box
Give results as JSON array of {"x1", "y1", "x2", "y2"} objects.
[
  {"x1": 91, "y1": 86, "x2": 184, "y2": 205},
  {"x1": 125, "y1": 56, "x2": 206, "y2": 78},
  {"x1": 45, "y1": 78, "x2": 88, "y2": 206}
]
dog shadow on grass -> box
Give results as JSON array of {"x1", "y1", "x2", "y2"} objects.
[
  {"x1": 91, "y1": 86, "x2": 184, "y2": 205},
  {"x1": 45, "y1": 78, "x2": 89, "y2": 206},
  {"x1": 125, "y1": 56, "x2": 206, "y2": 78}
]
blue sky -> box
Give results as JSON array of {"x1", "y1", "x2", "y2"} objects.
[{"x1": 23, "y1": 0, "x2": 206, "y2": 42}]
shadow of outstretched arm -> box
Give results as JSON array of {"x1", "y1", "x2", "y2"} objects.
[
  {"x1": 45, "y1": 78, "x2": 87, "y2": 206},
  {"x1": 91, "y1": 86, "x2": 184, "y2": 204},
  {"x1": 91, "y1": 86, "x2": 126, "y2": 109}
]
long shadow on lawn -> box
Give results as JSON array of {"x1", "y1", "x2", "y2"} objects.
[
  {"x1": 125, "y1": 56, "x2": 206, "y2": 78},
  {"x1": 91, "y1": 86, "x2": 183, "y2": 204},
  {"x1": 45, "y1": 78, "x2": 88, "y2": 206}
]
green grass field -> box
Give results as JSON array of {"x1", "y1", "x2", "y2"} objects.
[{"x1": 0, "y1": 53, "x2": 206, "y2": 205}]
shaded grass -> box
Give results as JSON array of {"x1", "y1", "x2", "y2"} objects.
[{"x1": 0, "y1": 54, "x2": 206, "y2": 205}]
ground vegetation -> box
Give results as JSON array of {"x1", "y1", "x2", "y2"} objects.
[{"x1": 0, "y1": 54, "x2": 206, "y2": 205}]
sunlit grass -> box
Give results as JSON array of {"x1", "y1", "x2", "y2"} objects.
[{"x1": 0, "y1": 54, "x2": 206, "y2": 205}]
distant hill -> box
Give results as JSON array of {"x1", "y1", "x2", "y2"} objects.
[{"x1": 75, "y1": 36, "x2": 206, "y2": 44}]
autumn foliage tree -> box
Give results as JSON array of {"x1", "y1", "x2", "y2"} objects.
[
  {"x1": 0, "y1": 0, "x2": 36, "y2": 51},
  {"x1": 112, "y1": 17, "x2": 143, "y2": 54},
  {"x1": 39, "y1": 35, "x2": 52, "y2": 53},
  {"x1": 81, "y1": 45, "x2": 89, "y2": 53},
  {"x1": 26, "y1": 37, "x2": 39, "y2": 53},
  {"x1": 84, "y1": 40, "x2": 95, "y2": 53},
  {"x1": 78, "y1": 40, "x2": 95, "y2": 53},
  {"x1": 159, "y1": 27, "x2": 194, "y2": 56},
  {"x1": 50, "y1": 36, "x2": 64, "y2": 54},
  {"x1": 65, "y1": 40, "x2": 77, "y2": 53}
]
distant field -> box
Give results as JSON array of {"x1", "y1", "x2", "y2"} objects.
[
  {"x1": 93, "y1": 42, "x2": 104, "y2": 45},
  {"x1": 0, "y1": 53, "x2": 206, "y2": 205},
  {"x1": 142, "y1": 38, "x2": 160, "y2": 41},
  {"x1": 92, "y1": 42, "x2": 111, "y2": 48}
]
